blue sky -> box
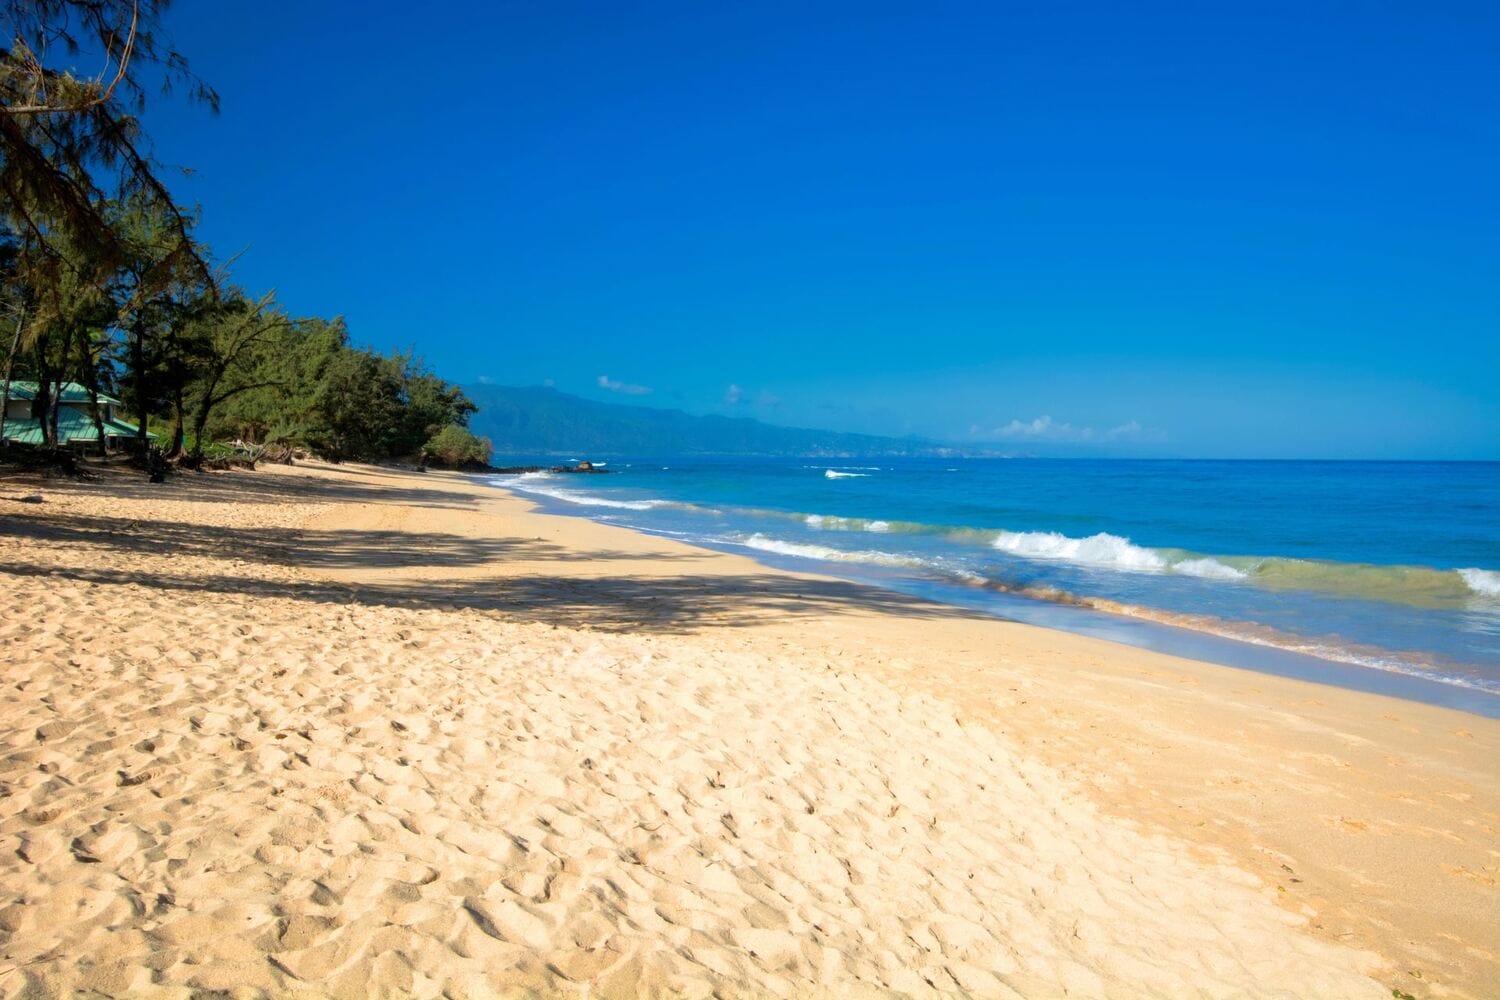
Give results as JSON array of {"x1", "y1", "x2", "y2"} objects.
[{"x1": 145, "y1": 1, "x2": 1499, "y2": 458}]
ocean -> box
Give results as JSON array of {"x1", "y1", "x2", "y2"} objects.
[{"x1": 489, "y1": 458, "x2": 1500, "y2": 717}]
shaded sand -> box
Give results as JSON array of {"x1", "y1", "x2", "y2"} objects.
[{"x1": 0, "y1": 463, "x2": 1493, "y2": 997}]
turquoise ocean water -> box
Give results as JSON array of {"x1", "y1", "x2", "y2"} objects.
[{"x1": 490, "y1": 458, "x2": 1500, "y2": 717}]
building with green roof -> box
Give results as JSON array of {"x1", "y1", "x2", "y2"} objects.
[{"x1": 1, "y1": 381, "x2": 155, "y2": 448}]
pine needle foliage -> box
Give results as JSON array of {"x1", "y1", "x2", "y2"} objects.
[{"x1": 0, "y1": 1, "x2": 216, "y2": 311}]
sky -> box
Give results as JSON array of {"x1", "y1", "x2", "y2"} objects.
[{"x1": 142, "y1": 1, "x2": 1500, "y2": 458}]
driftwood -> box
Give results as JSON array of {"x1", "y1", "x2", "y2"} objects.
[
  {"x1": 178, "y1": 441, "x2": 300, "y2": 472},
  {"x1": 189, "y1": 454, "x2": 257, "y2": 472}
]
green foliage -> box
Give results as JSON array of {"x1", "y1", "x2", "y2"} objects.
[
  {"x1": 311, "y1": 346, "x2": 406, "y2": 459},
  {"x1": 424, "y1": 425, "x2": 491, "y2": 466},
  {"x1": 208, "y1": 316, "x2": 346, "y2": 446},
  {"x1": 0, "y1": 4, "x2": 478, "y2": 469},
  {"x1": 403, "y1": 367, "x2": 477, "y2": 448},
  {"x1": 201, "y1": 318, "x2": 476, "y2": 462},
  {"x1": 305, "y1": 348, "x2": 476, "y2": 461},
  {"x1": 0, "y1": 2, "x2": 216, "y2": 295}
]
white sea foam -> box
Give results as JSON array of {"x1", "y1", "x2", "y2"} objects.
[
  {"x1": 1172, "y1": 557, "x2": 1249, "y2": 581},
  {"x1": 803, "y1": 514, "x2": 892, "y2": 533},
  {"x1": 991, "y1": 530, "x2": 1245, "y2": 581},
  {"x1": 741, "y1": 533, "x2": 1495, "y2": 695},
  {"x1": 742, "y1": 534, "x2": 926, "y2": 570},
  {"x1": 824, "y1": 469, "x2": 869, "y2": 479},
  {"x1": 500, "y1": 475, "x2": 665, "y2": 511},
  {"x1": 992, "y1": 530, "x2": 1168, "y2": 572},
  {"x1": 1459, "y1": 567, "x2": 1500, "y2": 598}
]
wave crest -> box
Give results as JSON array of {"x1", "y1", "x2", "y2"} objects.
[
  {"x1": 499, "y1": 474, "x2": 666, "y2": 511},
  {"x1": 1173, "y1": 557, "x2": 1250, "y2": 581},
  {"x1": 804, "y1": 514, "x2": 895, "y2": 533},
  {"x1": 1460, "y1": 568, "x2": 1500, "y2": 598},
  {"x1": 742, "y1": 534, "x2": 927, "y2": 570},
  {"x1": 990, "y1": 530, "x2": 1247, "y2": 580},
  {"x1": 993, "y1": 530, "x2": 1163, "y2": 571}
]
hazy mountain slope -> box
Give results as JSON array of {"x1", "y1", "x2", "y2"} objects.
[{"x1": 464, "y1": 384, "x2": 950, "y2": 456}]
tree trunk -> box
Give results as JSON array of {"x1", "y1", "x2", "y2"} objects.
[
  {"x1": 191, "y1": 397, "x2": 213, "y2": 458},
  {"x1": 189, "y1": 362, "x2": 226, "y2": 460},
  {"x1": 48, "y1": 374, "x2": 62, "y2": 447},
  {"x1": 82, "y1": 375, "x2": 109, "y2": 457},
  {"x1": 169, "y1": 381, "x2": 185, "y2": 458},
  {"x1": 0, "y1": 303, "x2": 22, "y2": 446},
  {"x1": 30, "y1": 342, "x2": 54, "y2": 447},
  {"x1": 130, "y1": 316, "x2": 148, "y2": 454},
  {"x1": 70, "y1": 324, "x2": 105, "y2": 455}
]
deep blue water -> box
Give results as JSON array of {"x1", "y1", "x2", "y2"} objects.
[{"x1": 489, "y1": 457, "x2": 1500, "y2": 717}]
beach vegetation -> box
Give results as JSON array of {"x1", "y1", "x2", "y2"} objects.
[
  {"x1": 0, "y1": 2, "x2": 478, "y2": 473},
  {"x1": 423, "y1": 424, "x2": 491, "y2": 467},
  {"x1": 0, "y1": 0, "x2": 215, "y2": 306}
]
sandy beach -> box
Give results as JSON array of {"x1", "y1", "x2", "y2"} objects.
[{"x1": 1, "y1": 461, "x2": 1495, "y2": 998}]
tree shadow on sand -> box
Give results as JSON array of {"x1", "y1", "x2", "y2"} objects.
[
  {"x1": 0, "y1": 559, "x2": 987, "y2": 634},
  {"x1": 94, "y1": 464, "x2": 491, "y2": 513},
  {"x1": 3, "y1": 510, "x2": 992, "y2": 637},
  {"x1": 3, "y1": 472, "x2": 995, "y2": 633},
  {"x1": 1, "y1": 511, "x2": 705, "y2": 571}
]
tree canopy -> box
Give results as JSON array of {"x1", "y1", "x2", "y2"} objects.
[{"x1": 0, "y1": 1, "x2": 480, "y2": 468}]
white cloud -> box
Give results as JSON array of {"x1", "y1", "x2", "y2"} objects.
[
  {"x1": 724, "y1": 382, "x2": 780, "y2": 407},
  {"x1": 597, "y1": 374, "x2": 651, "y2": 395},
  {"x1": 1102, "y1": 420, "x2": 1144, "y2": 441},
  {"x1": 987, "y1": 415, "x2": 1151, "y2": 443},
  {"x1": 476, "y1": 375, "x2": 494, "y2": 384}
]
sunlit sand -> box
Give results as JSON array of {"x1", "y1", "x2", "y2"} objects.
[{"x1": 1, "y1": 464, "x2": 1494, "y2": 997}]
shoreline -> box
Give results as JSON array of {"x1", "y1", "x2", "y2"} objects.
[
  {"x1": 475, "y1": 473, "x2": 1500, "y2": 996},
  {"x1": 500, "y1": 475, "x2": 1500, "y2": 719},
  {"x1": 1, "y1": 462, "x2": 1495, "y2": 996}
]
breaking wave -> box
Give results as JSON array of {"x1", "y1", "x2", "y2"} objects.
[
  {"x1": 742, "y1": 534, "x2": 927, "y2": 570},
  {"x1": 735, "y1": 530, "x2": 1500, "y2": 696},
  {"x1": 497, "y1": 479, "x2": 1498, "y2": 613},
  {"x1": 1460, "y1": 568, "x2": 1500, "y2": 598},
  {"x1": 992, "y1": 530, "x2": 1163, "y2": 572},
  {"x1": 1173, "y1": 557, "x2": 1250, "y2": 581},
  {"x1": 499, "y1": 473, "x2": 692, "y2": 512},
  {"x1": 803, "y1": 514, "x2": 907, "y2": 533},
  {"x1": 824, "y1": 469, "x2": 870, "y2": 479},
  {"x1": 990, "y1": 530, "x2": 1247, "y2": 580},
  {"x1": 787, "y1": 512, "x2": 1497, "y2": 606}
]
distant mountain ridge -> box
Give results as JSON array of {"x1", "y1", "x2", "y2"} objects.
[{"x1": 463, "y1": 384, "x2": 962, "y2": 457}]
